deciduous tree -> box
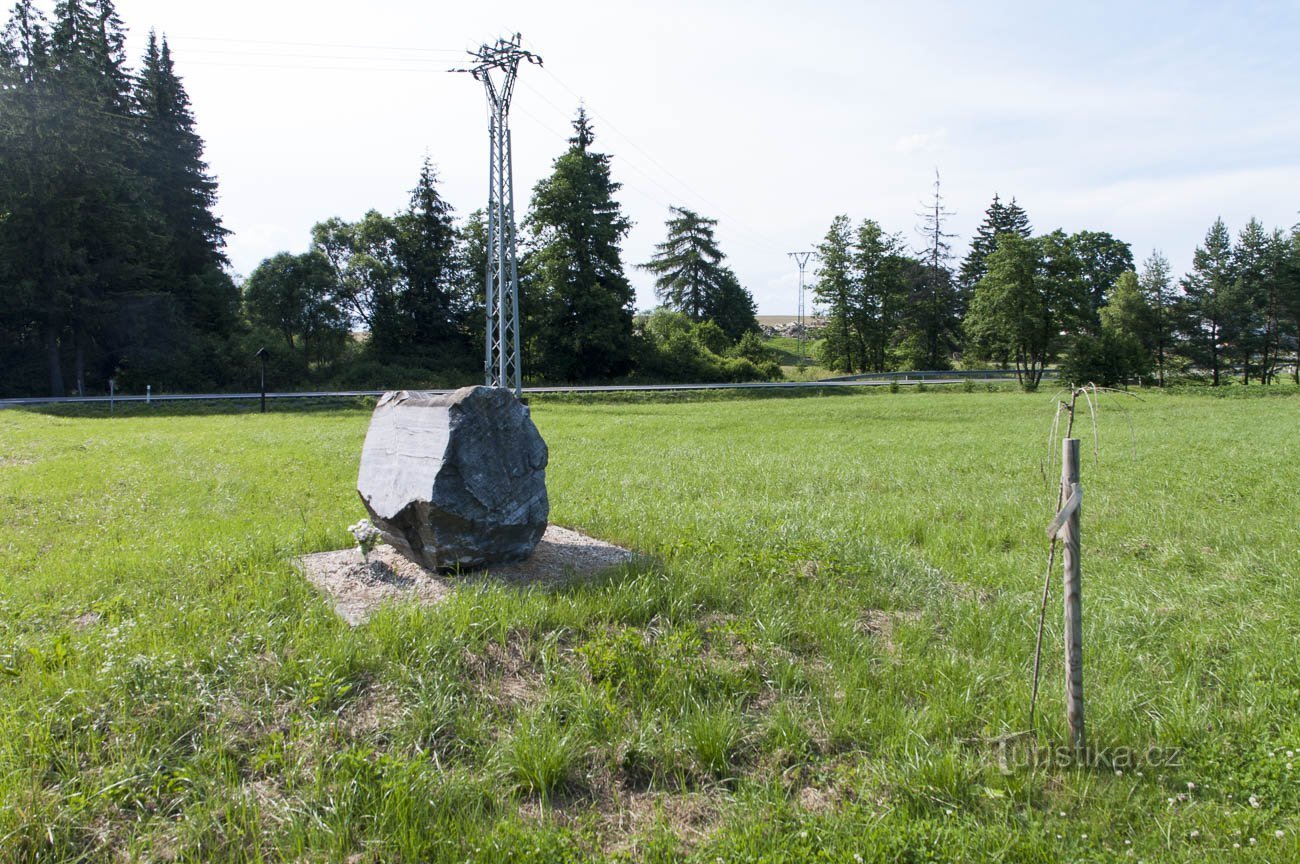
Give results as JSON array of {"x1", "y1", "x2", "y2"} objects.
[
  {"x1": 243, "y1": 251, "x2": 348, "y2": 364},
  {"x1": 1070, "y1": 230, "x2": 1133, "y2": 320},
  {"x1": 964, "y1": 232, "x2": 1085, "y2": 388}
]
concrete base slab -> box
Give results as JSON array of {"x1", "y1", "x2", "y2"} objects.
[{"x1": 297, "y1": 525, "x2": 634, "y2": 625}]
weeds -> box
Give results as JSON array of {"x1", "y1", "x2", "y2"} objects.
[{"x1": 0, "y1": 390, "x2": 1297, "y2": 860}]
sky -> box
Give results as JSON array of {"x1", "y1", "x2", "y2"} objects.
[{"x1": 104, "y1": 0, "x2": 1300, "y2": 314}]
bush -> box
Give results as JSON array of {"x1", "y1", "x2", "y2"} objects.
[
  {"x1": 632, "y1": 309, "x2": 782, "y2": 383},
  {"x1": 1059, "y1": 331, "x2": 1146, "y2": 388}
]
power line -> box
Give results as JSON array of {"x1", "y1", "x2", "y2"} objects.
[
  {"x1": 169, "y1": 35, "x2": 464, "y2": 54},
  {"x1": 177, "y1": 48, "x2": 453, "y2": 63},
  {"x1": 175, "y1": 32, "x2": 811, "y2": 306},
  {"x1": 178, "y1": 34, "x2": 791, "y2": 259},
  {"x1": 180, "y1": 61, "x2": 450, "y2": 73},
  {"x1": 517, "y1": 42, "x2": 788, "y2": 253}
]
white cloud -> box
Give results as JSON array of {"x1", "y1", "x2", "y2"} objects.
[{"x1": 893, "y1": 129, "x2": 948, "y2": 154}]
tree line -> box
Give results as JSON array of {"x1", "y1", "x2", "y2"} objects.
[
  {"x1": 238, "y1": 109, "x2": 777, "y2": 392},
  {"x1": 812, "y1": 182, "x2": 1300, "y2": 387},
  {"x1": 1, "y1": 0, "x2": 239, "y2": 397},
  {"x1": 5, "y1": 2, "x2": 1295, "y2": 397},
  {"x1": 1, "y1": 1, "x2": 775, "y2": 397}
]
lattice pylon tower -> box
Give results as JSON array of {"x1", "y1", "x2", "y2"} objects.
[
  {"x1": 788, "y1": 251, "x2": 814, "y2": 369},
  {"x1": 455, "y1": 35, "x2": 542, "y2": 395}
]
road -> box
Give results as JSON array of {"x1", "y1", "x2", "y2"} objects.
[{"x1": 0, "y1": 372, "x2": 1050, "y2": 408}]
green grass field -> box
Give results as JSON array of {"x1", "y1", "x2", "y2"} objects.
[
  {"x1": 1, "y1": 388, "x2": 1298, "y2": 862},
  {"x1": 758, "y1": 335, "x2": 828, "y2": 381}
]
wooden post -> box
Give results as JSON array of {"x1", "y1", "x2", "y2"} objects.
[{"x1": 1061, "y1": 438, "x2": 1085, "y2": 752}]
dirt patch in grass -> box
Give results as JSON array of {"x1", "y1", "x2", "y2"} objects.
[
  {"x1": 341, "y1": 683, "x2": 407, "y2": 738},
  {"x1": 298, "y1": 525, "x2": 634, "y2": 625},
  {"x1": 297, "y1": 546, "x2": 451, "y2": 625},
  {"x1": 518, "y1": 779, "x2": 720, "y2": 857},
  {"x1": 856, "y1": 608, "x2": 924, "y2": 655},
  {"x1": 463, "y1": 639, "x2": 546, "y2": 708},
  {"x1": 797, "y1": 784, "x2": 836, "y2": 814}
]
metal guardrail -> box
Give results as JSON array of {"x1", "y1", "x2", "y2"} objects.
[
  {"x1": 0, "y1": 375, "x2": 1028, "y2": 409},
  {"x1": 818, "y1": 368, "x2": 1060, "y2": 383}
]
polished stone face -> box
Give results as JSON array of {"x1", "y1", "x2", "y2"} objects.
[{"x1": 357, "y1": 386, "x2": 549, "y2": 571}]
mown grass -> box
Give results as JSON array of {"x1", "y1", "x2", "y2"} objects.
[{"x1": 1, "y1": 388, "x2": 1298, "y2": 862}]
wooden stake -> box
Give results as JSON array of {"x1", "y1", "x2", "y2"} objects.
[{"x1": 1061, "y1": 438, "x2": 1086, "y2": 752}]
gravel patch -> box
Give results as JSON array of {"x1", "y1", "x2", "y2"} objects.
[{"x1": 298, "y1": 525, "x2": 634, "y2": 625}]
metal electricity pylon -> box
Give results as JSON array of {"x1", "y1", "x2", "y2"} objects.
[
  {"x1": 787, "y1": 251, "x2": 814, "y2": 369},
  {"x1": 454, "y1": 34, "x2": 542, "y2": 395}
]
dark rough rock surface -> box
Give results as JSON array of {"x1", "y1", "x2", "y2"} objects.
[{"x1": 356, "y1": 386, "x2": 549, "y2": 570}]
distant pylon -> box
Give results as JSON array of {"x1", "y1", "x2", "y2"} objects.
[
  {"x1": 787, "y1": 251, "x2": 814, "y2": 369},
  {"x1": 454, "y1": 34, "x2": 542, "y2": 395}
]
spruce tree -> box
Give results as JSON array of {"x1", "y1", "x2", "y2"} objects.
[
  {"x1": 455, "y1": 208, "x2": 489, "y2": 359},
  {"x1": 384, "y1": 158, "x2": 471, "y2": 367},
  {"x1": 1228, "y1": 218, "x2": 1276, "y2": 384},
  {"x1": 3, "y1": 0, "x2": 145, "y2": 394},
  {"x1": 1138, "y1": 250, "x2": 1177, "y2": 386},
  {"x1": 959, "y1": 193, "x2": 1007, "y2": 291},
  {"x1": 813, "y1": 215, "x2": 860, "y2": 372},
  {"x1": 1286, "y1": 225, "x2": 1300, "y2": 384},
  {"x1": 522, "y1": 108, "x2": 635, "y2": 382},
  {"x1": 641, "y1": 206, "x2": 724, "y2": 320},
  {"x1": 958, "y1": 193, "x2": 1032, "y2": 294},
  {"x1": 640, "y1": 205, "x2": 756, "y2": 341},
  {"x1": 135, "y1": 31, "x2": 237, "y2": 335},
  {"x1": 0, "y1": 1, "x2": 52, "y2": 391},
  {"x1": 906, "y1": 171, "x2": 959, "y2": 370},
  {"x1": 853, "y1": 219, "x2": 909, "y2": 373},
  {"x1": 1180, "y1": 218, "x2": 1235, "y2": 385},
  {"x1": 1098, "y1": 270, "x2": 1156, "y2": 383},
  {"x1": 1259, "y1": 227, "x2": 1291, "y2": 385}
]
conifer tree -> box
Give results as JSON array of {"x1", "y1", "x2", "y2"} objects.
[
  {"x1": 1098, "y1": 270, "x2": 1156, "y2": 382},
  {"x1": 1286, "y1": 225, "x2": 1300, "y2": 384},
  {"x1": 455, "y1": 208, "x2": 489, "y2": 357},
  {"x1": 0, "y1": 1, "x2": 52, "y2": 392},
  {"x1": 1138, "y1": 250, "x2": 1177, "y2": 386},
  {"x1": 385, "y1": 158, "x2": 471, "y2": 366},
  {"x1": 135, "y1": 31, "x2": 237, "y2": 334},
  {"x1": 641, "y1": 206, "x2": 724, "y2": 321},
  {"x1": 522, "y1": 108, "x2": 635, "y2": 381},
  {"x1": 2, "y1": 0, "x2": 145, "y2": 394},
  {"x1": 905, "y1": 171, "x2": 960, "y2": 369},
  {"x1": 853, "y1": 219, "x2": 909, "y2": 372},
  {"x1": 640, "y1": 205, "x2": 757, "y2": 341},
  {"x1": 1180, "y1": 218, "x2": 1235, "y2": 385},
  {"x1": 813, "y1": 215, "x2": 860, "y2": 372},
  {"x1": 1228, "y1": 217, "x2": 1280, "y2": 384},
  {"x1": 958, "y1": 193, "x2": 1032, "y2": 294}
]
